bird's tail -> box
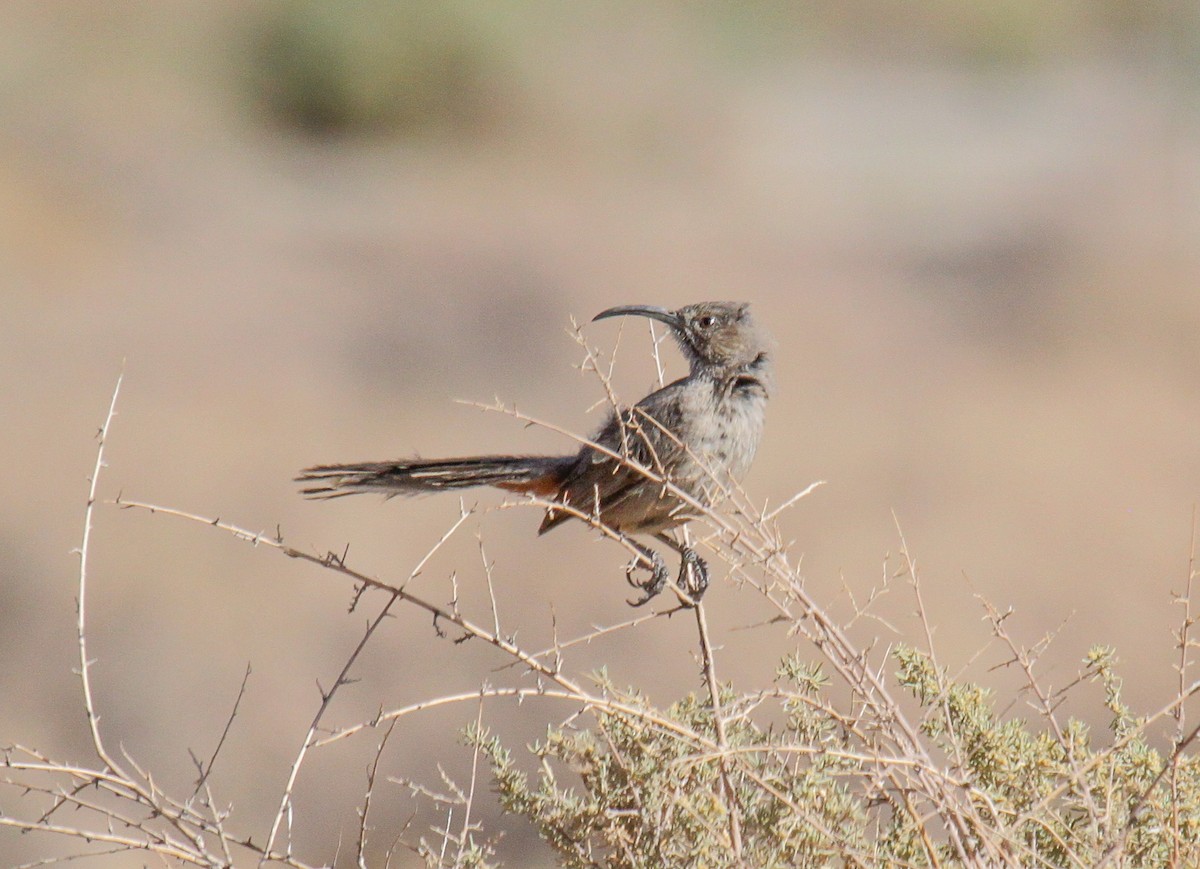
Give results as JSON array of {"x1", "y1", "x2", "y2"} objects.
[{"x1": 297, "y1": 455, "x2": 572, "y2": 500}]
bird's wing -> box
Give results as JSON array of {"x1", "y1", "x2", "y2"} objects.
[{"x1": 537, "y1": 395, "x2": 687, "y2": 535}]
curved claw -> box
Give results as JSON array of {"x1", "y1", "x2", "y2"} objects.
[
  {"x1": 624, "y1": 551, "x2": 669, "y2": 606},
  {"x1": 678, "y1": 548, "x2": 709, "y2": 603}
]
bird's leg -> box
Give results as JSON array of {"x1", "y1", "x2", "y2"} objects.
[
  {"x1": 679, "y1": 548, "x2": 709, "y2": 599},
  {"x1": 623, "y1": 538, "x2": 670, "y2": 607},
  {"x1": 655, "y1": 532, "x2": 709, "y2": 602}
]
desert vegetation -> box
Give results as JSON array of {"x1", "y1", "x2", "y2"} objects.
[{"x1": 4, "y1": 358, "x2": 1198, "y2": 867}]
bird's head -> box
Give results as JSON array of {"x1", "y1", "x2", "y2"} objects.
[{"x1": 593, "y1": 301, "x2": 772, "y2": 388}]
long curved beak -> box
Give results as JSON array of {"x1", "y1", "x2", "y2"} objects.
[{"x1": 592, "y1": 304, "x2": 682, "y2": 329}]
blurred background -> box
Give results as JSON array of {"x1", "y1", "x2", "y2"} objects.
[{"x1": 3, "y1": 1, "x2": 1199, "y2": 865}]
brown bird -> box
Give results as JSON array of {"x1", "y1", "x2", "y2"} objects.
[{"x1": 298, "y1": 301, "x2": 772, "y2": 604}]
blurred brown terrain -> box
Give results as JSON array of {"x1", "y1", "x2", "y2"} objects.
[{"x1": 2, "y1": 1, "x2": 1200, "y2": 865}]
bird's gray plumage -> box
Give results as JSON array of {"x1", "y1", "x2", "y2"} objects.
[{"x1": 298, "y1": 301, "x2": 773, "y2": 603}]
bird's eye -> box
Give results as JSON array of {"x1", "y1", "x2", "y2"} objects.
[{"x1": 696, "y1": 315, "x2": 717, "y2": 330}]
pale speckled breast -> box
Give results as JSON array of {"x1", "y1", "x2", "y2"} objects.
[{"x1": 672, "y1": 378, "x2": 767, "y2": 501}]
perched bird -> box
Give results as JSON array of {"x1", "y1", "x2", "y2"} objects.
[{"x1": 298, "y1": 301, "x2": 772, "y2": 604}]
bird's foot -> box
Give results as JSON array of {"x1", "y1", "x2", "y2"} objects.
[
  {"x1": 625, "y1": 550, "x2": 670, "y2": 607},
  {"x1": 679, "y1": 548, "x2": 709, "y2": 603}
]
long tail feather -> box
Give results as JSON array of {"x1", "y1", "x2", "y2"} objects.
[{"x1": 296, "y1": 455, "x2": 571, "y2": 499}]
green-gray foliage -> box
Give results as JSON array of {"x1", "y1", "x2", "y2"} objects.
[
  {"x1": 468, "y1": 649, "x2": 1200, "y2": 867},
  {"x1": 244, "y1": 0, "x2": 499, "y2": 137}
]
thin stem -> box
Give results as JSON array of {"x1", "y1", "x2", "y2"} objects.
[
  {"x1": 262, "y1": 507, "x2": 475, "y2": 862},
  {"x1": 693, "y1": 601, "x2": 745, "y2": 864},
  {"x1": 77, "y1": 374, "x2": 122, "y2": 766}
]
